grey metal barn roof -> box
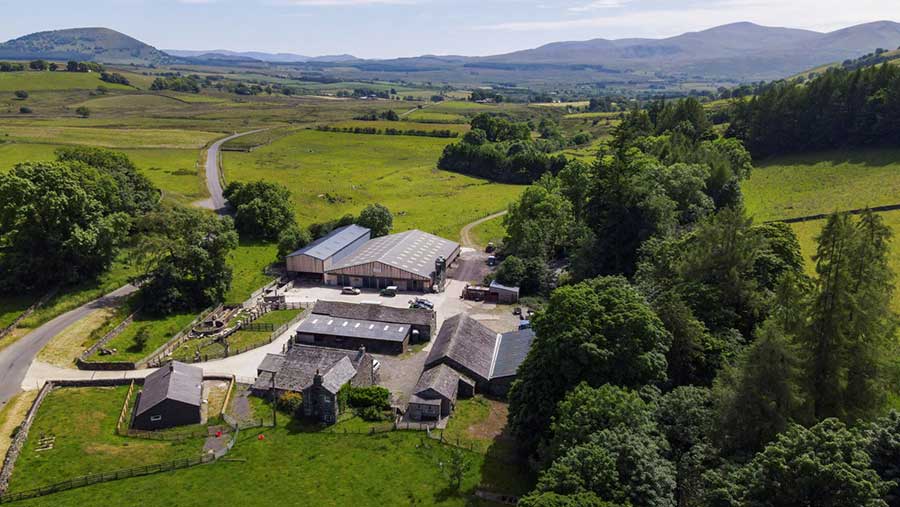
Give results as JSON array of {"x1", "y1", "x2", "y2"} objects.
[
  {"x1": 489, "y1": 280, "x2": 520, "y2": 296},
  {"x1": 328, "y1": 229, "x2": 460, "y2": 279},
  {"x1": 312, "y1": 300, "x2": 433, "y2": 327},
  {"x1": 297, "y1": 315, "x2": 411, "y2": 343},
  {"x1": 254, "y1": 344, "x2": 367, "y2": 393},
  {"x1": 287, "y1": 224, "x2": 370, "y2": 260},
  {"x1": 426, "y1": 314, "x2": 499, "y2": 382},
  {"x1": 490, "y1": 328, "x2": 535, "y2": 379},
  {"x1": 136, "y1": 361, "x2": 203, "y2": 416}
]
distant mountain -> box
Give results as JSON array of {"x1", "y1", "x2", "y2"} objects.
[
  {"x1": 476, "y1": 21, "x2": 900, "y2": 80},
  {"x1": 164, "y1": 49, "x2": 359, "y2": 64},
  {"x1": 0, "y1": 27, "x2": 172, "y2": 65}
]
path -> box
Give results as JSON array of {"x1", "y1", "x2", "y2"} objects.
[
  {"x1": 0, "y1": 284, "x2": 138, "y2": 406},
  {"x1": 460, "y1": 210, "x2": 507, "y2": 248},
  {"x1": 199, "y1": 130, "x2": 266, "y2": 214},
  {"x1": 399, "y1": 102, "x2": 432, "y2": 118}
]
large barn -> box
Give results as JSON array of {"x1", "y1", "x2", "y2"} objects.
[
  {"x1": 286, "y1": 224, "x2": 371, "y2": 280},
  {"x1": 132, "y1": 362, "x2": 203, "y2": 431},
  {"x1": 323, "y1": 229, "x2": 460, "y2": 292}
]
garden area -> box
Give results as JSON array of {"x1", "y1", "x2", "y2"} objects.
[{"x1": 89, "y1": 310, "x2": 200, "y2": 364}]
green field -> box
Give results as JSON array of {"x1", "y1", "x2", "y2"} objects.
[
  {"x1": 223, "y1": 130, "x2": 524, "y2": 239},
  {"x1": 92, "y1": 310, "x2": 199, "y2": 363},
  {"x1": 0, "y1": 125, "x2": 220, "y2": 149},
  {"x1": 7, "y1": 386, "x2": 204, "y2": 493},
  {"x1": 469, "y1": 215, "x2": 507, "y2": 249},
  {"x1": 0, "y1": 296, "x2": 31, "y2": 330},
  {"x1": 14, "y1": 398, "x2": 526, "y2": 507},
  {"x1": 405, "y1": 110, "x2": 466, "y2": 123},
  {"x1": 329, "y1": 119, "x2": 469, "y2": 135},
  {"x1": 172, "y1": 308, "x2": 300, "y2": 361},
  {"x1": 225, "y1": 241, "x2": 277, "y2": 304},
  {"x1": 0, "y1": 71, "x2": 133, "y2": 92},
  {"x1": 743, "y1": 148, "x2": 900, "y2": 222}
]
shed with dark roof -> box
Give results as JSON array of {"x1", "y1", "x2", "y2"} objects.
[
  {"x1": 294, "y1": 314, "x2": 412, "y2": 355},
  {"x1": 407, "y1": 364, "x2": 475, "y2": 421},
  {"x1": 425, "y1": 314, "x2": 499, "y2": 388},
  {"x1": 312, "y1": 300, "x2": 436, "y2": 341},
  {"x1": 286, "y1": 224, "x2": 370, "y2": 279},
  {"x1": 132, "y1": 361, "x2": 203, "y2": 431}
]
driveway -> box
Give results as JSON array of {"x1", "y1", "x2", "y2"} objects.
[{"x1": 0, "y1": 284, "x2": 137, "y2": 406}]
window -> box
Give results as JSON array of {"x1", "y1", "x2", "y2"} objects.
[{"x1": 150, "y1": 415, "x2": 162, "y2": 422}]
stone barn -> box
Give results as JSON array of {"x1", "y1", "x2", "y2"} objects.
[{"x1": 132, "y1": 361, "x2": 203, "y2": 431}]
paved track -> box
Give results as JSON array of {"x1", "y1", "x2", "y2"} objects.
[
  {"x1": 0, "y1": 284, "x2": 138, "y2": 407},
  {"x1": 201, "y1": 130, "x2": 265, "y2": 213}
]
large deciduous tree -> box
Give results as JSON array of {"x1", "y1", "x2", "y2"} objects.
[
  {"x1": 223, "y1": 180, "x2": 296, "y2": 240},
  {"x1": 356, "y1": 203, "x2": 393, "y2": 237}
]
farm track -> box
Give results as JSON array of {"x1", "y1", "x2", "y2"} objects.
[
  {"x1": 200, "y1": 130, "x2": 266, "y2": 214},
  {"x1": 460, "y1": 210, "x2": 507, "y2": 248}
]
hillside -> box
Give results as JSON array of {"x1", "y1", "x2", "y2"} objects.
[{"x1": 0, "y1": 27, "x2": 172, "y2": 65}]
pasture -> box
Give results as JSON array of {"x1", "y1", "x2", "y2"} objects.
[
  {"x1": 0, "y1": 71, "x2": 132, "y2": 92},
  {"x1": 743, "y1": 148, "x2": 900, "y2": 222},
  {"x1": 405, "y1": 110, "x2": 466, "y2": 123},
  {"x1": 0, "y1": 125, "x2": 220, "y2": 149},
  {"x1": 7, "y1": 386, "x2": 204, "y2": 493},
  {"x1": 223, "y1": 129, "x2": 525, "y2": 239},
  {"x1": 328, "y1": 119, "x2": 469, "y2": 135},
  {"x1": 225, "y1": 241, "x2": 278, "y2": 304}
]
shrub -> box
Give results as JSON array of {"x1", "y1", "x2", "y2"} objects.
[
  {"x1": 14, "y1": 90, "x2": 28, "y2": 100},
  {"x1": 19, "y1": 106, "x2": 32, "y2": 114},
  {"x1": 75, "y1": 106, "x2": 91, "y2": 118},
  {"x1": 348, "y1": 386, "x2": 391, "y2": 409},
  {"x1": 357, "y1": 405, "x2": 387, "y2": 421},
  {"x1": 277, "y1": 392, "x2": 303, "y2": 414}
]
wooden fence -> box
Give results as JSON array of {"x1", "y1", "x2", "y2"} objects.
[{"x1": 0, "y1": 455, "x2": 216, "y2": 504}]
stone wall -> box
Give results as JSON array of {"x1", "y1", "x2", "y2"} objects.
[
  {"x1": 78, "y1": 310, "x2": 140, "y2": 363},
  {"x1": 0, "y1": 289, "x2": 58, "y2": 343},
  {"x1": 0, "y1": 382, "x2": 53, "y2": 494}
]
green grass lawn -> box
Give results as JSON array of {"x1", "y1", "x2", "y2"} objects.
[
  {"x1": 227, "y1": 309, "x2": 300, "y2": 350},
  {"x1": 14, "y1": 399, "x2": 522, "y2": 507},
  {"x1": 92, "y1": 310, "x2": 199, "y2": 363},
  {"x1": 7, "y1": 386, "x2": 204, "y2": 493},
  {"x1": 743, "y1": 148, "x2": 900, "y2": 222},
  {"x1": 223, "y1": 129, "x2": 524, "y2": 239},
  {"x1": 469, "y1": 215, "x2": 507, "y2": 249},
  {"x1": 225, "y1": 241, "x2": 277, "y2": 304},
  {"x1": 0, "y1": 71, "x2": 132, "y2": 92}
]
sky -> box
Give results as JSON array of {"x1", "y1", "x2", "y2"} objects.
[{"x1": 2, "y1": 0, "x2": 897, "y2": 59}]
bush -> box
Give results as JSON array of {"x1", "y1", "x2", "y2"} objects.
[
  {"x1": 356, "y1": 405, "x2": 387, "y2": 421},
  {"x1": 14, "y1": 90, "x2": 28, "y2": 100},
  {"x1": 19, "y1": 106, "x2": 32, "y2": 114},
  {"x1": 348, "y1": 386, "x2": 391, "y2": 409},
  {"x1": 75, "y1": 106, "x2": 91, "y2": 118},
  {"x1": 277, "y1": 392, "x2": 303, "y2": 414}
]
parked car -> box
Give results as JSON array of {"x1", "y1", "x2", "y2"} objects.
[
  {"x1": 513, "y1": 307, "x2": 522, "y2": 316},
  {"x1": 487, "y1": 256, "x2": 497, "y2": 266},
  {"x1": 485, "y1": 242, "x2": 496, "y2": 253},
  {"x1": 373, "y1": 359, "x2": 381, "y2": 373},
  {"x1": 518, "y1": 320, "x2": 532, "y2": 330},
  {"x1": 409, "y1": 297, "x2": 434, "y2": 310},
  {"x1": 380, "y1": 286, "x2": 397, "y2": 297},
  {"x1": 342, "y1": 287, "x2": 361, "y2": 295}
]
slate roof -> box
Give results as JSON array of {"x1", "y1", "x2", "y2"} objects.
[
  {"x1": 287, "y1": 224, "x2": 370, "y2": 260},
  {"x1": 490, "y1": 328, "x2": 535, "y2": 379},
  {"x1": 297, "y1": 315, "x2": 410, "y2": 343},
  {"x1": 254, "y1": 344, "x2": 366, "y2": 393},
  {"x1": 489, "y1": 280, "x2": 520, "y2": 296},
  {"x1": 136, "y1": 361, "x2": 203, "y2": 416},
  {"x1": 327, "y1": 229, "x2": 459, "y2": 279},
  {"x1": 426, "y1": 314, "x2": 498, "y2": 383},
  {"x1": 313, "y1": 300, "x2": 433, "y2": 327},
  {"x1": 321, "y1": 356, "x2": 357, "y2": 394},
  {"x1": 413, "y1": 363, "x2": 462, "y2": 402}
]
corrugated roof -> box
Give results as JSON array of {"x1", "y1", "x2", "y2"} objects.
[
  {"x1": 426, "y1": 314, "x2": 498, "y2": 383},
  {"x1": 136, "y1": 361, "x2": 203, "y2": 416},
  {"x1": 489, "y1": 280, "x2": 520, "y2": 295},
  {"x1": 287, "y1": 224, "x2": 370, "y2": 260},
  {"x1": 327, "y1": 229, "x2": 459, "y2": 279},
  {"x1": 490, "y1": 328, "x2": 535, "y2": 379},
  {"x1": 313, "y1": 300, "x2": 433, "y2": 327},
  {"x1": 297, "y1": 315, "x2": 411, "y2": 343}
]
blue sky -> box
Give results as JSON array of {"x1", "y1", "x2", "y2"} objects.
[{"x1": 5, "y1": 0, "x2": 897, "y2": 58}]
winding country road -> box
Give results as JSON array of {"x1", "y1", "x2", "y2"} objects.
[
  {"x1": 0, "y1": 284, "x2": 138, "y2": 407},
  {"x1": 200, "y1": 130, "x2": 266, "y2": 213}
]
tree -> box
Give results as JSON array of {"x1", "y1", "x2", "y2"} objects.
[
  {"x1": 55, "y1": 146, "x2": 158, "y2": 215},
  {"x1": 75, "y1": 106, "x2": 91, "y2": 118},
  {"x1": 13, "y1": 90, "x2": 27, "y2": 99},
  {"x1": 132, "y1": 326, "x2": 150, "y2": 351},
  {"x1": 356, "y1": 203, "x2": 393, "y2": 237},
  {"x1": 534, "y1": 428, "x2": 676, "y2": 507},
  {"x1": 277, "y1": 224, "x2": 312, "y2": 259},
  {"x1": 727, "y1": 419, "x2": 890, "y2": 507},
  {"x1": 655, "y1": 386, "x2": 715, "y2": 507},
  {"x1": 519, "y1": 492, "x2": 621, "y2": 507},
  {"x1": 495, "y1": 255, "x2": 526, "y2": 287},
  {"x1": 0, "y1": 161, "x2": 131, "y2": 291},
  {"x1": 508, "y1": 276, "x2": 670, "y2": 454},
  {"x1": 440, "y1": 447, "x2": 471, "y2": 493},
  {"x1": 223, "y1": 181, "x2": 296, "y2": 240},
  {"x1": 503, "y1": 177, "x2": 574, "y2": 259},
  {"x1": 866, "y1": 411, "x2": 900, "y2": 507},
  {"x1": 18, "y1": 107, "x2": 31, "y2": 114},
  {"x1": 28, "y1": 60, "x2": 48, "y2": 71},
  {"x1": 134, "y1": 207, "x2": 238, "y2": 315}
]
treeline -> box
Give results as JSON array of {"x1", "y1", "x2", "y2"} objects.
[
  {"x1": 99, "y1": 72, "x2": 130, "y2": 86},
  {"x1": 437, "y1": 113, "x2": 574, "y2": 184},
  {"x1": 727, "y1": 64, "x2": 900, "y2": 158},
  {"x1": 150, "y1": 75, "x2": 202, "y2": 93},
  {"x1": 495, "y1": 97, "x2": 900, "y2": 506},
  {"x1": 315, "y1": 125, "x2": 459, "y2": 138}
]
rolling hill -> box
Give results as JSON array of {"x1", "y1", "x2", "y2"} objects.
[{"x1": 0, "y1": 27, "x2": 172, "y2": 65}]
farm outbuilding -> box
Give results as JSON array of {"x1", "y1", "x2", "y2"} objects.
[
  {"x1": 324, "y1": 229, "x2": 460, "y2": 292},
  {"x1": 408, "y1": 364, "x2": 474, "y2": 421},
  {"x1": 489, "y1": 280, "x2": 520, "y2": 304},
  {"x1": 286, "y1": 224, "x2": 371, "y2": 280},
  {"x1": 312, "y1": 300, "x2": 436, "y2": 341},
  {"x1": 294, "y1": 314, "x2": 412, "y2": 355},
  {"x1": 132, "y1": 361, "x2": 203, "y2": 431},
  {"x1": 487, "y1": 328, "x2": 535, "y2": 396}
]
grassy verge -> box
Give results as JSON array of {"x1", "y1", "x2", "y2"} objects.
[
  {"x1": 91, "y1": 310, "x2": 199, "y2": 363},
  {"x1": 225, "y1": 241, "x2": 277, "y2": 304},
  {"x1": 7, "y1": 386, "x2": 205, "y2": 493},
  {"x1": 468, "y1": 215, "x2": 507, "y2": 249},
  {"x1": 0, "y1": 391, "x2": 39, "y2": 460},
  {"x1": 37, "y1": 306, "x2": 124, "y2": 367}
]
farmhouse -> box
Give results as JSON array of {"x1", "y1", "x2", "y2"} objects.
[
  {"x1": 286, "y1": 224, "x2": 371, "y2": 280},
  {"x1": 132, "y1": 361, "x2": 203, "y2": 431},
  {"x1": 324, "y1": 229, "x2": 460, "y2": 292},
  {"x1": 408, "y1": 314, "x2": 536, "y2": 421},
  {"x1": 254, "y1": 343, "x2": 375, "y2": 423}
]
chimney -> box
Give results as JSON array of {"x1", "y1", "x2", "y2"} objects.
[{"x1": 313, "y1": 368, "x2": 323, "y2": 386}]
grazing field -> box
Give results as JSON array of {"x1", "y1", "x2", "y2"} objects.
[
  {"x1": 14, "y1": 404, "x2": 522, "y2": 507},
  {"x1": 221, "y1": 127, "x2": 295, "y2": 151},
  {"x1": 93, "y1": 310, "x2": 199, "y2": 363},
  {"x1": 405, "y1": 110, "x2": 466, "y2": 123},
  {"x1": 0, "y1": 125, "x2": 220, "y2": 149},
  {"x1": 7, "y1": 386, "x2": 204, "y2": 493},
  {"x1": 743, "y1": 148, "x2": 900, "y2": 222},
  {"x1": 328, "y1": 119, "x2": 469, "y2": 135},
  {"x1": 175, "y1": 308, "x2": 301, "y2": 360},
  {"x1": 223, "y1": 130, "x2": 524, "y2": 239},
  {"x1": 468, "y1": 215, "x2": 507, "y2": 249},
  {"x1": 225, "y1": 241, "x2": 277, "y2": 304},
  {"x1": 0, "y1": 295, "x2": 32, "y2": 330},
  {"x1": 429, "y1": 101, "x2": 500, "y2": 114},
  {"x1": 0, "y1": 71, "x2": 132, "y2": 92}
]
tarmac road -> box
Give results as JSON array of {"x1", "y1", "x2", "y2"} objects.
[
  {"x1": 201, "y1": 130, "x2": 265, "y2": 213},
  {"x1": 0, "y1": 284, "x2": 138, "y2": 407}
]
